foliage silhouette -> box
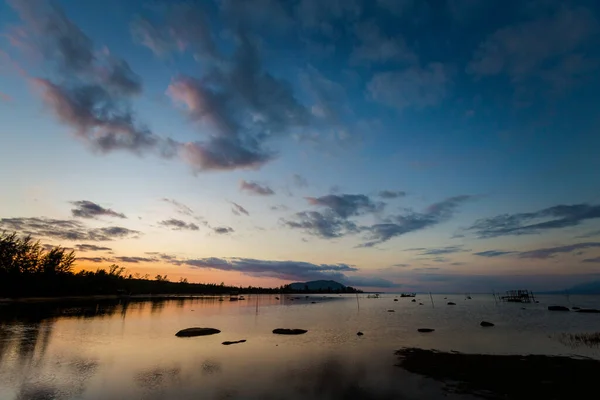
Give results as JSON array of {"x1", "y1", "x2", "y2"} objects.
[{"x1": 0, "y1": 231, "x2": 360, "y2": 298}]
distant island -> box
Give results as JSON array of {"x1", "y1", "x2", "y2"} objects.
[
  {"x1": 288, "y1": 280, "x2": 361, "y2": 293},
  {"x1": 0, "y1": 231, "x2": 360, "y2": 299}
]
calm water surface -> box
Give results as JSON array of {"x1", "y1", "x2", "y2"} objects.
[{"x1": 1, "y1": 294, "x2": 599, "y2": 399}]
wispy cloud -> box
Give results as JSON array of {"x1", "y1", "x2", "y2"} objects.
[
  {"x1": 360, "y1": 195, "x2": 474, "y2": 247},
  {"x1": 0, "y1": 217, "x2": 139, "y2": 241},
  {"x1": 71, "y1": 200, "x2": 126, "y2": 219},
  {"x1": 158, "y1": 219, "x2": 200, "y2": 231},
  {"x1": 368, "y1": 63, "x2": 450, "y2": 111},
  {"x1": 466, "y1": 203, "x2": 600, "y2": 238},
  {"x1": 473, "y1": 250, "x2": 516, "y2": 257},
  {"x1": 378, "y1": 190, "x2": 406, "y2": 199},
  {"x1": 239, "y1": 180, "x2": 275, "y2": 196},
  {"x1": 582, "y1": 257, "x2": 600, "y2": 263},
  {"x1": 181, "y1": 256, "x2": 397, "y2": 287},
  {"x1": 414, "y1": 246, "x2": 469, "y2": 256},
  {"x1": 75, "y1": 244, "x2": 112, "y2": 252},
  {"x1": 114, "y1": 256, "x2": 159, "y2": 264},
  {"x1": 306, "y1": 194, "x2": 384, "y2": 218},
  {"x1": 468, "y1": 4, "x2": 599, "y2": 92},
  {"x1": 231, "y1": 202, "x2": 250, "y2": 216},
  {"x1": 518, "y1": 242, "x2": 600, "y2": 259},
  {"x1": 292, "y1": 174, "x2": 308, "y2": 188},
  {"x1": 76, "y1": 257, "x2": 113, "y2": 263},
  {"x1": 161, "y1": 198, "x2": 194, "y2": 216}
]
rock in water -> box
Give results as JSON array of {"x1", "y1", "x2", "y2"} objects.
[
  {"x1": 411, "y1": 299, "x2": 416, "y2": 302},
  {"x1": 222, "y1": 340, "x2": 246, "y2": 345},
  {"x1": 480, "y1": 321, "x2": 495, "y2": 327},
  {"x1": 387, "y1": 309, "x2": 395, "y2": 312},
  {"x1": 418, "y1": 328, "x2": 435, "y2": 333},
  {"x1": 357, "y1": 331, "x2": 364, "y2": 336},
  {"x1": 548, "y1": 306, "x2": 570, "y2": 312},
  {"x1": 272, "y1": 328, "x2": 308, "y2": 335},
  {"x1": 419, "y1": 303, "x2": 424, "y2": 305},
  {"x1": 447, "y1": 302, "x2": 456, "y2": 305},
  {"x1": 175, "y1": 327, "x2": 221, "y2": 337},
  {"x1": 394, "y1": 299, "x2": 398, "y2": 301},
  {"x1": 576, "y1": 309, "x2": 600, "y2": 313}
]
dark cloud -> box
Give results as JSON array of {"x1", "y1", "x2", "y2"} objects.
[
  {"x1": 75, "y1": 244, "x2": 112, "y2": 252},
  {"x1": 212, "y1": 226, "x2": 234, "y2": 235},
  {"x1": 392, "y1": 263, "x2": 410, "y2": 267},
  {"x1": 283, "y1": 211, "x2": 358, "y2": 239},
  {"x1": 231, "y1": 202, "x2": 250, "y2": 216},
  {"x1": 368, "y1": 63, "x2": 450, "y2": 111},
  {"x1": 378, "y1": 190, "x2": 406, "y2": 199},
  {"x1": 518, "y1": 242, "x2": 600, "y2": 260},
  {"x1": 182, "y1": 256, "x2": 396, "y2": 287},
  {"x1": 292, "y1": 174, "x2": 308, "y2": 188},
  {"x1": 158, "y1": 219, "x2": 200, "y2": 231},
  {"x1": 0, "y1": 217, "x2": 140, "y2": 241},
  {"x1": 239, "y1": 180, "x2": 275, "y2": 196},
  {"x1": 450, "y1": 262, "x2": 467, "y2": 266},
  {"x1": 114, "y1": 256, "x2": 159, "y2": 264},
  {"x1": 430, "y1": 257, "x2": 450, "y2": 263},
  {"x1": 165, "y1": 27, "x2": 309, "y2": 171},
  {"x1": 7, "y1": 0, "x2": 180, "y2": 158},
  {"x1": 360, "y1": 195, "x2": 474, "y2": 247},
  {"x1": 582, "y1": 257, "x2": 600, "y2": 263},
  {"x1": 71, "y1": 200, "x2": 126, "y2": 219},
  {"x1": 161, "y1": 198, "x2": 194, "y2": 216},
  {"x1": 473, "y1": 250, "x2": 516, "y2": 257},
  {"x1": 468, "y1": 4, "x2": 599, "y2": 92},
  {"x1": 466, "y1": 203, "x2": 600, "y2": 238},
  {"x1": 305, "y1": 194, "x2": 383, "y2": 218}
]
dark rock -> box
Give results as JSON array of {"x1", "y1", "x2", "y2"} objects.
[
  {"x1": 572, "y1": 307, "x2": 581, "y2": 310},
  {"x1": 411, "y1": 299, "x2": 416, "y2": 302},
  {"x1": 521, "y1": 307, "x2": 527, "y2": 310},
  {"x1": 275, "y1": 297, "x2": 279, "y2": 300},
  {"x1": 419, "y1": 303, "x2": 424, "y2": 305},
  {"x1": 357, "y1": 331, "x2": 364, "y2": 336},
  {"x1": 273, "y1": 328, "x2": 308, "y2": 335},
  {"x1": 394, "y1": 299, "x2": 398, "y2": 301},
  {"x1": 576, "y1": 308, "x2": 600, "y2": 313},
  {"x1": 418, "y1": 328, "x2": 435, "y2": 333},
  {"x1": 548, "y1": 306, "x2": 570, "y2": 312},
  {"x1": 447, "y1": 302, "x2": 456, "y2": 305},
  {"x1": 480, "y1": 321, "x2": 495, "y2": 327},
  {"x1": 311, "y1": 301, "x2": 317, "y2": 304},
  {"x1": 175, "y1": 327, "x2": 221, "y2": 337},
  {"x1": 388, "y1": 309, "x2": 395, "y2": 312},
  {"x1": 222, "y1": 340, "x2": 246, "y2": 345}
]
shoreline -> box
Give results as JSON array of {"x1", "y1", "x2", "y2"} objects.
[
  {"x1": 0, "y1": 294, "x2": 229, "y2": 304},
  {"x1": 395, "y1": 347, "x2": 600, "y2": 399}
]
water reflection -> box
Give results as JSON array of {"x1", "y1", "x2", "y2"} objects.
[{"x1": 1, "y1": 295, "x2": 600, "y2": 399}]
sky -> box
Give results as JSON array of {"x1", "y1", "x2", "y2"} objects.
[{"x1": 1, "y1": 0, "x2": 599, "y2": 292}]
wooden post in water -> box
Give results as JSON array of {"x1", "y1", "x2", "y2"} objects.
[
  {"x1": 255, "y1": 294, "x2": 259, "y2": 314},
  {"x1": 356, "y1": 293, "x2": 360, "y2": 311},
  {"x1": 492, "y1": 290, "x2": 498, "y2": 305},
  {"x1": 429, "y1": 292, "x2": 435, "y2": 308}
]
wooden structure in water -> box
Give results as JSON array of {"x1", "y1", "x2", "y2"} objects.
[{"x1": 499, "y1": 290, "x2": 536, "y2": 303}]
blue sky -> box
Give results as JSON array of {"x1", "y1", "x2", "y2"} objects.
[{"x1": 1, "y1": 0, "x2": 599, "y2": 292}]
